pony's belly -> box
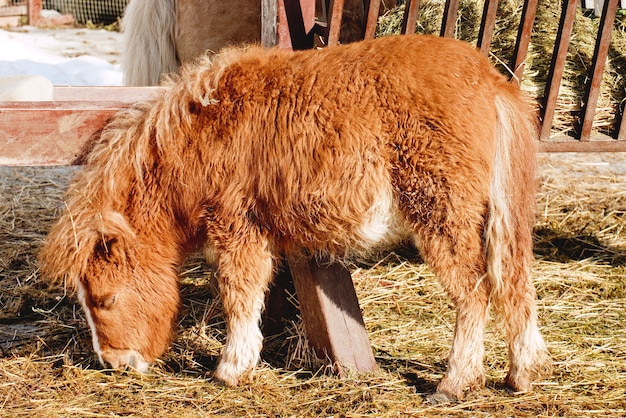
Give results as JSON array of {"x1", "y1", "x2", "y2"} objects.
[{"x1": 353, "y1": 189, "x2": 410, "y2": 254}]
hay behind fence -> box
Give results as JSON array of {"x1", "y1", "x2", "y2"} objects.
[{"x1": 378, "y1": 0, "x2": 626, "y2": 138}]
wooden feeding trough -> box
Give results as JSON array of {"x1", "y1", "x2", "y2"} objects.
[{"x1": 1, "y1": 0, "x2": 625, "y2": 376}]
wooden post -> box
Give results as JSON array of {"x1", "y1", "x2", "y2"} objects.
[
  {"x1": 27, "y1": 0, "x2": 41, "y2": 25},
  {"x1": 262, "y1": 0, "x2": 278, "y2": 48},
  {"x1": 287, "y1": 256, "x2": 377, "y2": 375},
  {"x1": 363, "y1": 0, "x2": 381, "y2": 40},
  {"x1": 510, "y1": 0, "x2": 539, "y2": 83},
  {"x1": 277, "y1": 0, "x2": 316, "y2": 49},
  {"x1": 440, "y1": 0, "x2": 459, "y2": 38}
]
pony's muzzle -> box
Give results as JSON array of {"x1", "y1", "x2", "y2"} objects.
[{"x1": 100, "y1": 349, "x2": 150, "y2": 373}]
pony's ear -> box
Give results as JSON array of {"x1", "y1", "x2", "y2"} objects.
[
  {"x1": 91, "y1": 211, "x2": 136, "y2": 265},
  {"x1": 39, "y1": 210, "x2": 135, "y2": 290}
]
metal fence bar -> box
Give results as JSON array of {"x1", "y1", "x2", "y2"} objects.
[
  {"x1": 477, "y1": 0, "x2": 499, "y2": 56},
  {"x1": 363, "y1": 0, "x2": 381, "y2": 39},
  {"x1": 440, "y1": 0, "x2": 459, "y2": 38},
  {"x1": 327, "y1": 0, "x2": 345, "y2": 46},
  {"x1": 579, "y1": 0, "x2": 619, "y2": 141},
  {"x1": 510, "y1": 0, "x2": 538, "y2": 83},
  {"x1": 401, "y1": 0, "x2": 421, "y2": 35},
  {"x1": 539, "y1": 0, "x2": 578, "y2": 141}
]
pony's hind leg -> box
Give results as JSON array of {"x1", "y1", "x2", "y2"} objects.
[
  {"x1": 413, "y1": 215, "x2": 491, "y2": 401},
  {"x1": 421, "y1": 230, "x2": 490, "y2": 399},
  {"x1": 211, "y1": 228, "x2": 274, "y2": 386},
  {"x1": 493, "y1": 256, "x2": 551, "y2": 392}
]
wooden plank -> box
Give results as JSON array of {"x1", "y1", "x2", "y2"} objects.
[
  {"x1": 477, "y1": 0, "x2": 499, "y2": 56},
  {"x1": 511, "y1": 0, "x2": 539, "y2": 83},
  {"x1": 0, "y1": 101, "x2": 133, "y2": 165},
  {"x1": 363, "y1": 0, "x2": 381, "y2": 40},
  {"x1": 287, "y1": 255, "x2": 377, "y2": 375},
  {"x1": 279, "y1": 0, "x2": 316, "y2": 50},
  {"x1": 0, "y1": 88, "x2": 164, "y2": 165},
  {"x1": 262, "y1": 0, "x2": 278, "y2": 47},
  {"x1": 440, "y1": 0, "x2": 459, "y2": 38},
  {"x1": 53, "y1": 86, "x2": 163, "y2": 102},
  {"x1": 0, "y1": 5, "x2": 27, "y2": 16},
  {"x1": 579, "y1": 0, "x2": 619, "y2": 141},
  {"x1": 539, "y1": 0, "x2": 578, "y2": 141},
  {"x1": 0, "y1": 16, "x2": 20, "y2": 26},
  {"x1": 539, "y1": 136, "x2": 626, "y2": 152},
  {"x1": 401, "y1": 0, "x2": 421, "y2": 35},
  {"x1": 262, "y1": 262, "x2": 299, "y2": 337}
]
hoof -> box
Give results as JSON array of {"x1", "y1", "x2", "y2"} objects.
[
  {"x1": 213, "y1": 365, "x2": 240, "y2": 387},
  {"x1": 427, "y1": 391, "x2": 458, "y2": 405}
]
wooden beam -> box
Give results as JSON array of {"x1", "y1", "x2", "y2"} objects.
[
  {"x1": 287, "y1": 255, "x2": 377, "y2": 375},
  {"x1": 0, "y1": 87, "x2": 163, "y2": 166},
  {"x1": 262, "y1": 0, "x2": 278, "y2": 47},
  {"x1": 327, "y1": 0, "x2": 346, "y2": 46},
  {"x1": 539, "y1": 136, "x2": 626, "y2": 152},
  {"x1": 52, "y1": 86, "x2": 163, "y2": 102},
  {"x1": 279, "y1": 0, "x2": 316, "y2": 50},
  {"x1": 27, "y1": 0, "x2": 41, "y2": 25},
  {"x1": 0, "y1": 5, "x2": 27, "y2": 17},
  {"x1": 0, "y1": 101, "x2": 126, "y2": 166}
]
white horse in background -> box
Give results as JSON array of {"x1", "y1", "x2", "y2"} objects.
[
  {"x1": 122, "y1": 0, "x2": 399, "y2": 86},
  {"x1": 122, "y1": 0, "x2": 261, "y2": 86}
]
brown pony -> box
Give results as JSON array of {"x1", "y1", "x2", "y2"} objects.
[
  {"x1": 40, "y1": 34, "x2": 551, "y2": 400},
  {"x1": 122, "y1": 0, "x2": 398, "y2": 86}
]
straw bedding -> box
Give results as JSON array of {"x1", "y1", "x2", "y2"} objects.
[
  {"x1": 1, "y1": 1, "x2": 626, "y2": 416},
  {"x1": 1, "y1": 155, "x2": 624, "y2": 416}
]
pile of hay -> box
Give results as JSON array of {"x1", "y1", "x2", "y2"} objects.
[
  {"x1": 377, "y1": 0, "x2": 626, "y2": 139},
  {"x1": 1, "y1": 159, "x2": 625, "y2": 415}
]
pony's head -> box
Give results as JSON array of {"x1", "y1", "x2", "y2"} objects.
[{"x1": 39, "y1": 209, "x2": 181, "y2": 372}]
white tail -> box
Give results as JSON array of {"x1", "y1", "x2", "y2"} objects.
[
  {"x1": 486, "y1": 92, "x2": 538, "y2": 301},
  {"x1": 122, "y1": 0, "x2": 178, "y2": 86}
]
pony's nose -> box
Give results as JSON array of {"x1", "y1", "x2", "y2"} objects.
[{"x1": 100, "y1": 349, "x2": 150, "y2": 373}]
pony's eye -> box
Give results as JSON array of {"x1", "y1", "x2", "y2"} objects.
[{"x1": 97, "y1": 295, "x2": 117, "y2": 310}]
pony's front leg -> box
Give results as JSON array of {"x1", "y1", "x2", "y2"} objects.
[{"x1": 212, "y1": 233, "x2": 274, "y2": 386}]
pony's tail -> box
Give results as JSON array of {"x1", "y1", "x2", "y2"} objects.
[
  {"x1": 486, "y1": 85, "x2": 538, "y2": 302},
  {"x1": 122, "y1": 0, "x2": 178, "y2": 86}
]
